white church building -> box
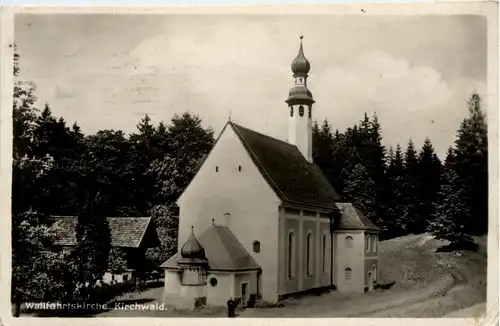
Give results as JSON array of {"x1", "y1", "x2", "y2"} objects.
[{"x1": 161, "y1": 36, "x2": 381, "y2": 309}]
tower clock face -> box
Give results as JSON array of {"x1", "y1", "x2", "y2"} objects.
[
  {"x1": 290, "y1": 106, "x2": 294, "y2": 117},
  {"x1": 299, "y1": 105, "x2": 304, "y2": 117}
]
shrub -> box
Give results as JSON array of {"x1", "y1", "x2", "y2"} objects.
[{"x1": 253, "y1": 300, "x2": 285, "y2": 309}]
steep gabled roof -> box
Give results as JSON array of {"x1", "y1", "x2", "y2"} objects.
[
  {"x1": 229, "y1": 122, "x2": 341, "y2": 210},
  {"x1": 52, "y1": 216, "x2": 160, "y2": 248},
  {"x1": 335, "y1": 203, "x2": 381, "y2": 231},
  {"x1": 161, "y1": 225, "x2": 260, "y2": 271}
]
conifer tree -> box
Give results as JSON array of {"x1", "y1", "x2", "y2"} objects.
[
  {"x1": 344, "y1": 163, "x2": 381, "y2": 228},
  {"x1": 453, "y1": 93, "x2": 488, "y2": 235},
  {"x1": 403, "y1": 139, "x2": 421, "y2": 233},
  {"x1": 430, "y1": 165, "x2": 472, "y2": 244},
  {"x1": 416, "y1": 138, "x2": 442, "y2": 231},
  {"x1": 312, "y1": 119, "x2": 336, "y2": 186},
  {"x1": 384, "y1": 144, "x2": 407, "y2": 237}
]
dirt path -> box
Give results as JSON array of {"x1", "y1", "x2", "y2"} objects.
[
  {"x1": 241, "y1": 233, "x2": 486, "y2": 318},
  {"x1": 239, "y1": 272, "x2": 456, "y2": 318}
]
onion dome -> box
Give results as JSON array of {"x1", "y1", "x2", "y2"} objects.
[
  {"x1": 291, "y1": 35, "x2": 311, "y2": 75},
  {"x1": 286, "y1": 86, "x2": 315, "y2": 105},
  {"x1": 180, "y1": 226, "x2": 207, "y2": 262}
]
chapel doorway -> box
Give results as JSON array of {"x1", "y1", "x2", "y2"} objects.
[
  {"x1": 368, "y1": 272, "x2": 374, "y2": 291},
  {"x1": 241, "y1": 283, "x2": 248, "y2": 303}
]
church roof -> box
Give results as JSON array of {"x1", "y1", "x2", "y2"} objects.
[
  {"x1": 335, "y1": 203, "x2": 381, "y2": 231},
  {"x1": 230, "y1": 122, "x2": 341, "y2": 210},
  {"x1": 161, "y1": 225, "x2": 261, "y2": 271},
  {"x1": 51, "y1": 216, "x2": 161, "y2": 248}
]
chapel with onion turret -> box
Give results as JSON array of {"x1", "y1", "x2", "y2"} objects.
[{"x1": 161, "y1": 36, "x2": 381, "y2": 309}]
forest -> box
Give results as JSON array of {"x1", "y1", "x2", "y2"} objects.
[{"x1": 12, "y1": 47, "x2": 488, "y2": 309}]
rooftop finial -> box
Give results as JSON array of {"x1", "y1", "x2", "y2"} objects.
[
  {"x1": 300, "y1": 35, "x2": 303, "y2": 40},
  {"x1": 191, "y1": 225, "x2": 194, "y2": 231},
  {"x1": 212, "y1": 218, "x2": 215, "y2": 225}
]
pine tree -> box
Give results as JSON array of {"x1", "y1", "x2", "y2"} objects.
[
  {"x1": 404, "y1": 139, "x2": 419, "y2": 178},
  {"x1": 430, "y1": 166, "x2": 472, "y2": 244},
  {"x1": 453, "y1": 93, "x2": 488, "y2": 235},
  {"x1": 417, "y1": 138, "x2": 442, "y2": 233},
  {"x1": 343, "y1": 163, "x2": 380, "y2": 227},
  {"x1": 312, "y1": 119, "x2": 336, "y2": 187},
  {"x1": 403, "y1": 139, "x2": 421, "y2": 233},
  {"x1": 367, "y1": 114, "x2": 388, "y2": 231},
  {"x1": 384, "y1": 144, "x2": 407, "y2": 237}
]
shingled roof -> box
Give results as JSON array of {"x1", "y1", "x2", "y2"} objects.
[
  {"x1": 52, "y1": 216, "x2": 160, "y2": 248},
  {"x1": 335, "y1": 203, "x2": 381, "y2": 231},
  {"x1": 229, "y1": 122, "x2": 341, "y2": 210},
  {"x1": 161, "y1": 225, "x2": 260, "y2": 272}
]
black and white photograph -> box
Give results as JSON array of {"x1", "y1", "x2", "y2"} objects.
[{"x1": 4, "y1": 4, "x2": 498, "y2": 322}]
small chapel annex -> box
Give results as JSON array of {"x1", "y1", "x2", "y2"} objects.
[{"x1": 161, "y1": 36, "x2": 381, "y2": 309}]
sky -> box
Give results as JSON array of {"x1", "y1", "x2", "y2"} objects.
[{"x1": 15, "y1": 14, "x2": 487, "y2": 158}]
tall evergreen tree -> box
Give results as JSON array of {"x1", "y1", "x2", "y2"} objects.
[
  {"x1": 312, "y1": 119, "x2": 336, "y2": 187},
  {"x1": 403, "y1": 139, "x2": 421, "y2": 233},
  {"x1": 367, "y1": 114, "x2": 388, "y2": 231},
  {"x1": 453, "y1": 93, "x2": 488, "y2": 235},
  {"x1": 430, "y1": 165, "x2": 472, "y2": 244},
  {"x1": 416, "y1": 138, "x2": 442, "y2": 231},
  {"x1": 384, "y1": 144, "x2": 407, "y2": 237},
  {"x1": 343, "y1": 163, "x2": 381, "y2": 228}
]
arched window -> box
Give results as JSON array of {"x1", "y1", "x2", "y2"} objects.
[
  {"x1": 288, "y1": 231, "x2": 295, "y2": 279},
  {"x1": 306, "y1": 232, "x2": 313, "y2": 276},
  {"x1": 253, "y1": 241, "x2": 260, "y2": 253},
  {"x1": 290, "y1": 106, "x2": 294, "y2": 117},
  {"x1": 345, "y1": 236, "x2": 353, "y2": 248},
  {"x1": 299, "y1": 105, "x2": 304, "y2": 117},
  {"x1": 345, "y1": 268, "x2": 352, "y2": 281},
  {"x1": 215, "y1": 166, "x2": 219, "y2": 172},
  {"x1": 366, "y1": 235, "x2": 370, "y2": 252},
  {"x1": 372, "y1": 265, "x2": 377, "y2": 281},
  {"x1": 372, "y1": 236, "x2": 377, "y2": 252},
  {"x1": 238, "y1": 165, "x2": 242, "y2": 172},
  {"x1": 322, "y1": 234, "x2": 327, "y2": 273}
]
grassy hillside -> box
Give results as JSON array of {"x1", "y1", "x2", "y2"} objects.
[
  {"x1": 240, "y1": 233, "x2": 487, "y2": 318},
  {"x1": 375, "y1": 233, "x2": 487, "y2": 317}
]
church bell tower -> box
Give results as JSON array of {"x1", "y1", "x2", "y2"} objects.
[{"x1": 286, "y1": 35, "x2": 315, "y2": 163}]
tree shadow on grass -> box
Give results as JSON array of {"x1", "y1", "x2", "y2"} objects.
[
  {"x1": 375, "y1": 281, "x2": 396, "y2": 291},
  {"x1": 436, "y1": 241, "x2": 479, "y2": 253}
]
